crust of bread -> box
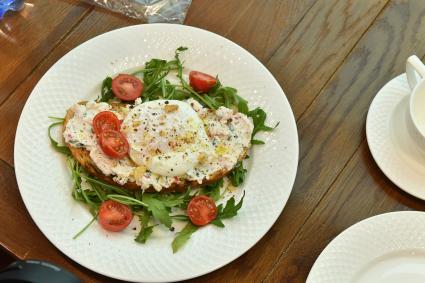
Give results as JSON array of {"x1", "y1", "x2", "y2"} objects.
[{"x1": 63, "y1": 102, "x2": 247, "y2": 192}]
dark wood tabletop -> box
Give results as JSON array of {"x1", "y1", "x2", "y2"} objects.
[{"x1": 1, "y1": 0, "x2": 425, "y2": 282}]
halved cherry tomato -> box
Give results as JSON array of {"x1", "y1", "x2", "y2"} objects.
[
  {"x1": 189, "y1": 71, "x2": 217, "y2": 93},
  {"x1": 112, "y1": 74, "x2": 143, "y2": 101},
  {"x1": 99, "y1": 130, "x2": 129, "y2": 159},
  {"x1": 98, "y1": 200, "x2": 133, "y2": 232},
  {"x1": 92, "y1": 111, "x2": 121, "y2": 136},
  {"x1": 187, "y1": 195, "x2": 217, "y2": 226}
]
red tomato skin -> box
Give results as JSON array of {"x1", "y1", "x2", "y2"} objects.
[
  {"x1": 98, "y1": 130, "x2": 129, "y2": 159},
  {"x1": 187, "y1": 195, "x2": 217, "y2": 226},
  {"x1": 98, "y1": 200, "x2": 133, "y2": 232},
  {"x1": 112, "y1": 74, "x2": 143, "y2": 101},
  {"x1": 189, "y1": 71, "x2": 217, "y2": 93},
  {"x1": 92, "y1": 111, "x2": 121, "y2": 136}
]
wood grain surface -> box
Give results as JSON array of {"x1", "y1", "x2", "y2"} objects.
[
  {"x1": 267, "y1": 0, "x2": 389, "y2": 119},
  {"x1": 1, "y1": 0, "x2": 425, "y2": 282},
  {"x1": 265, "y1": 0, "x2": 425, "y2": 281},
  {"x1": 0, "y1": 0, "x2": 91, "y2": 104},
  {"x1": 186, "y1": 0, "x2": 318, "y2": 63}
]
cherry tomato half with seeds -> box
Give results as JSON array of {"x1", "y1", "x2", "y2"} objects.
[
  {"x1": 99, "y1": 130, "x2": 129, "y2": 159},
  {"x1": 189, "y1": 71, "x2": 217, "y2": 93},
  {"x1": 98, "y1": 200, "x2": 133, "y2": 232},
  {"x1": 112, "y1": 74, "x2": 143, "y2": 101},
  {"x1": 187, "y1": 195, "x2": 217, "y2": 226},
  {"x1": 92, "y1": 111, "x2": 121, "y2": 136}
]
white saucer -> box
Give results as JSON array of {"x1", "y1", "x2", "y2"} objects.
[
  {"x1": 367, "y1": 74, "x2": 425, "y2": 200},
  {"x1": 307, "y1": 211, "x2": 425, "y2": 283}
]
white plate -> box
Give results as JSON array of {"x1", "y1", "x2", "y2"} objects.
[
  {"x1": 14, "y1": 24, "x2": 298, "y2": 282},
  {"x1": 367, "y1": 74, "x2": 425, "y2": 200},
  {"x1": 307, "y1": 211, "x2": 425, "y2": 283}
]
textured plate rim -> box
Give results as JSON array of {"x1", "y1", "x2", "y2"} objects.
[
  {"x1": 306, "y1": 211, "x2": 425, "y2": 283},
  {"x1": 366, "y1": 73, "x2": 425, "y2": 200},
  {"x1": 14, "y1": 23, "x2": 299, "y2": 282}
]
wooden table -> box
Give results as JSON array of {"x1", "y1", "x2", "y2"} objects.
[{"x1": 1, "y1": 0, "x2": 425, "y2": 282}]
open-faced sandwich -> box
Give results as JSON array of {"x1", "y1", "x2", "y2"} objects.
[{"x1": 49, "y1": 47, "x2": 276, "y2": 252}]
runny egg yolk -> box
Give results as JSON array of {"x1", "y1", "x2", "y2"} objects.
[{"x1": 121, "y1": 100, "x2": 215, "y2": 177}]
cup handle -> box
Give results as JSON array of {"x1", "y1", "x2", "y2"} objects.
[{"x1": 406, "y1": 55, "x2": 425, "y2": 90}]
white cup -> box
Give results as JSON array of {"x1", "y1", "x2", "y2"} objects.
[{"x1": 406, "y1": 55, "x2": 425, "y2": 148}]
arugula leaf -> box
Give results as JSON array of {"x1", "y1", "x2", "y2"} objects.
[
  {"x1": 201, "y1": 179, "x2": 223, "y2": 201},
  {"x1": 229, "y1": 161, "x2": 247, "y2": 187},
  {"x1": 211, "y1": 218, "x2": 225, "y2": 228},
  {"x1": 236, "y1": 95, "x2": 249, "y2": 114},
  {"x1": 174, "y1": 48, "x2": 218, "y2": 110},
  {"x1": 141, "y1": 56, "x2": 184, "y2": 101},
  {"x1": 171, "y1": 222, "x2": 198, "y2": 253},
  {"x1": 154, "y1": 193, "x2": 186, "y2": 208},
  {"x1": 207, "y1": 82, "x2": 249, "y2": 114},
  {"x1": 88, "y1": 182, "x2": 107, "y2": 202},
  {"x1": 142, "y1": 194, "x2": 172, "y2": 228},
  {"x1": 251, "y1": 139, "x2": 265, "y2": 145},
  {"x1": 73, "y1": 213, "x2": 98, "y2": 239},
  {"x1": 48, "y1": 116, "x2": 65, "y2": 120},
  {"x1": 219, "y1": 191, "x2": 245, "y2": 218},
  {"x1": 181, "y1": 187, "x2": 196, "y2": 209},
  {"x1": 247, "y1": 108, "x2": 278, "y2": 143},
  {"x1": 170, "y1": 214, "x2": 190, "y2": 221},
  {"x1": 143, "y1": 59, "x2": 168, "y2": 87},
  {"x1": 176, "y1": 46, "x2": 188, "y2": 52},
  {"x1": 211, "y1": 192, "x2": 245, "y2": 228},
  {"x1": 135, "y1": 209, "x2": 155, "y2": 244},
  {"x1": 48, "y1": 121, "x2": 71, "y2": 156},
  {"x1": 135, "y1": 226, "x2": 154, "y2": 244},
  {"x1": 98, "y1": 77, "x2": 115, "y2": 102},
  {"x1": 83, "y1": 175, "x2": 131, "y2": 196},
  {"x1": 107, "y1": 194, "x2": 148, "y2": 207},
  {"x1": 67, "y1": 157, "x2": 84, "y2": 202}
]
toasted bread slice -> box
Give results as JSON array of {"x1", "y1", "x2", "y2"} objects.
[{"x1": 63, "y1": 102, "x2": 248, "y2": 192}]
